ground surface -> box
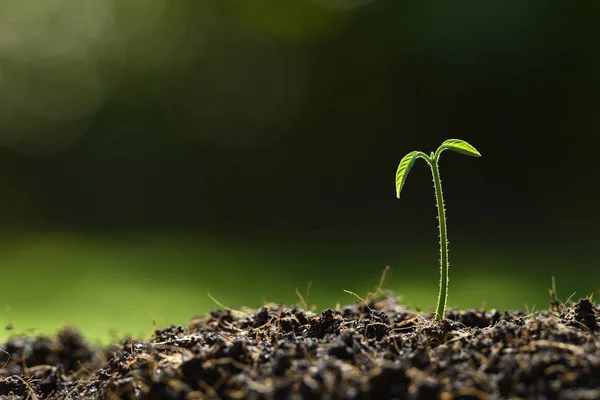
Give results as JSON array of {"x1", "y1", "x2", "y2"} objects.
[
  {"x1": 1, "y1": 295, "x2": 599, "y2": 399},
  {"x1": 2, "y1": 232, "x2": 586, "y2": 343}
]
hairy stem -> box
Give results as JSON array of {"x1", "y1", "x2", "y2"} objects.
[{"x1": 430, "y1": 157, "x2": 448, "y2": 321}]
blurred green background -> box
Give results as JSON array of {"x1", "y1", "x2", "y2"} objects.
[{"x1": 0, "y1": 1, "x2": 599, "y2": 343}]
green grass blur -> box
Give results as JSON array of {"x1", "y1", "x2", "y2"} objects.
[
  {"x1": 0, "y1": 232, "x2": 594, "y2": 344},
  {"x1": 0, "y1": 2, "x2": 598, "y2": 347}
]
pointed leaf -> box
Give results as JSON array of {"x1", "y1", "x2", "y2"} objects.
[
  {"x1": 439, "y1": 139, "x2": 481, "y2": 157},
  {"x1": 395, "y1": 151, "x2": 420, "y2": 199}
]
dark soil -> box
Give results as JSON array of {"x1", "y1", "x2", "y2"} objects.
[{"x1": 2, "y1": 295, "x2": 600, "y2": 399}]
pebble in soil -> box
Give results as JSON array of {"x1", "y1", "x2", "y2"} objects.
[{"x1": 1, "y1": 297, "x2": 600, "y2": 399}]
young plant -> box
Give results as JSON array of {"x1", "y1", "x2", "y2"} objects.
[{"x1": 395, "y1": 139, "x2": 481, "y2": 321}]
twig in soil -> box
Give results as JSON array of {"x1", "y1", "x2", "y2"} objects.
[
  {"x1": 367, "y1": 265, "x2": 391, "y2": 301},
  {"x1": 0, "y1": 348, "x2": 9, "y2": 373},
  {"x1": 207, "y1": 293, "x2": 250, "y2": 318},
  {"x1": 13, "y1": 374, "x2": 39, "y2": 400},
  {"x1": 549, "y1": 276, "x2": 564, "y2": 312},
  {"x1": 219, "y1": 319, "x2": 245, "y2": 333},
  {"x1": 295, "y1": 287, "x2": 308, "y2": 310},
  {"x1": 524, "y1": 303, "x2": 536, "y2": 316},
  {"x1": 377, "y1": 265, "x2": 390, "y2": 293},
  {"x1": 20, "y1": 348, "x2": 28, "y2": 379},
  {"x1": 442, "y1": 326, "x2": 479, "y2": 345},
  {"x1": 295, "y1": 282, "x2": 317, "y2": 311},
  {"x1": 208, "y1": 292, "x2": 230, "y2": 309},
  {"x1": 564, "y1": 291, "x2": 577, "y2": 311},
  {"x1": 343, "y1": 289, "x2": 372, "y2": 312}
]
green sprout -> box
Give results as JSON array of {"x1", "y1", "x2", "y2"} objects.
[{"x1": 395, "y1": 139, "x2": 481, "y2": 321}]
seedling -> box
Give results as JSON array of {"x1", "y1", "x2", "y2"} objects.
[{"x1": 395, "y1": 139, "x2": 481, "y2": 321}]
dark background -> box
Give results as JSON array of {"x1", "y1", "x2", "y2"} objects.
[{"x1": 0, "y1": 1, "x2": 598, "y2": 341}]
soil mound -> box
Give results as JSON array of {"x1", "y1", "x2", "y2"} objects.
[{"x1": 1, "y1": 297, "x2": 599, "y2": 399}]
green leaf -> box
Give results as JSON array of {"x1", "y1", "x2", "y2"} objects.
[
  {"x1": 439, "y1": 139, "x2": 481, "y2": 157},
  {"x1": 395, "y1": 151, "x2": 420, "y2": 199}
]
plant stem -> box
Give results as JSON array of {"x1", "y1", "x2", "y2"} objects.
[{"x1": 430, "y1": 156, "x2": 448, "y2": 321}]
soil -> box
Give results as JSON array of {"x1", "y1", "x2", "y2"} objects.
[{"x1": 1, "y1": 294, "x2": 600, "y2": 399}]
